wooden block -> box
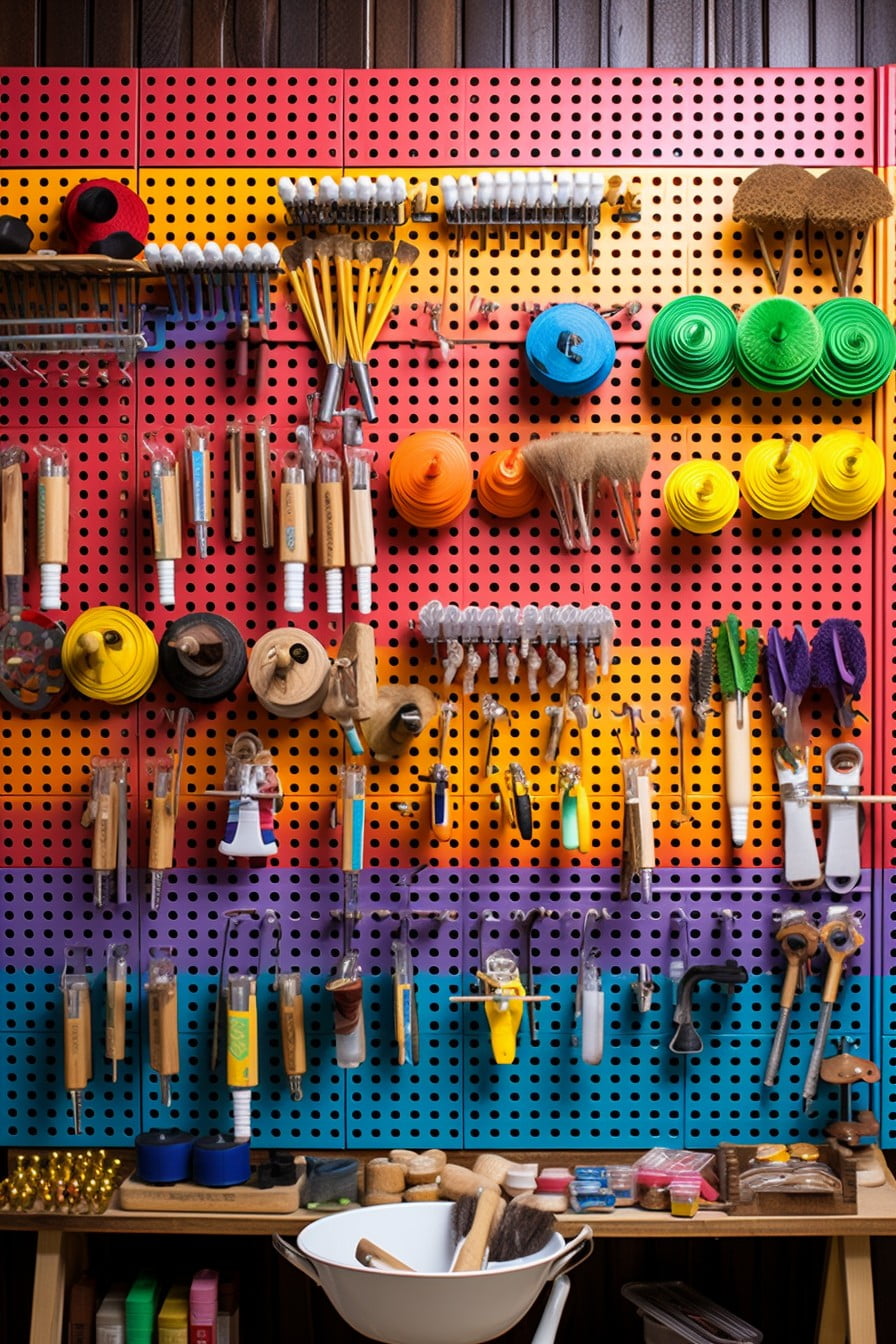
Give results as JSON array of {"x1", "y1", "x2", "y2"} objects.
[{"x1": 118, "y1": 1171, "x2": 301, "y2": 1215}]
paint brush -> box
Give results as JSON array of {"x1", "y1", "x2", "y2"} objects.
[
  {"x1": 715, "y1": 613, "x2": 760, "y2": 847},
  {"x1": 592, "y1": 432, "x2": 653, "y2": 551}
]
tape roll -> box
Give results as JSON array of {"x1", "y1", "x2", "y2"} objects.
[
  {"x1": 475, "y1": 446, "x2": 542, "y2": 519},
  {"x1": 62, "y1": 605, "x2": 158, "y2": 704},
  {"x1": 388, "y1": 431, "x2": 473, "y2": 529},
  {"x1": 663, "y1": 459, "x2": 740, "y2": 534},
  {"x1": 159, "y1": 613, "x2": 247, "y2": 701},
  {"x1": 191, "y1": 1133, "x2": 252, "y2": 1188},
  {"x1": 134, "y1": 1128, "x2": 194, "y2": 1184},
  {"x1": 247, "y1": 627, "x2": 330, "y2": 718},
  {"x1": 525, "y1": 303, "x2": 616, "y2": 397}
]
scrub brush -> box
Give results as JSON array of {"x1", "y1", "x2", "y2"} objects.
[
  {"x1": 732, "y1": 164, "x2": 815, "y2": 292},
  {"x1": 809, "y1": 618, "x2": 867, "y2": 729},
  {"x1": 592, "y1": 432, "x2": 653, "y2": 551},
  {"x1": 764, "y1": 624, "x2": 811, "y2": 761},
  {"x1": 487, "y1": 1198, "x2": 556, "y2": 1262},
  {"x1": 715, "y1": 613, "x2": 760, "y2": 847},
  {"x1": 807, "y1": 167, "x2": 894, "y2": 296},
  {"x1": 521, "y1": 432, "x2": 603, "y2": 551}
]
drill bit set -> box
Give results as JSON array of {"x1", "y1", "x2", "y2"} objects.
[{"x1": 142, "y1": 239, "x2": 281, "y2": 323}]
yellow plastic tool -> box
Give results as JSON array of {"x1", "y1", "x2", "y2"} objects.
[
  {"x1": 62, "y1": 606, "x2": 158, "y2": 703},
  {"x1": 480, "y1": 968, "x2": 525, "y2": 1065}
]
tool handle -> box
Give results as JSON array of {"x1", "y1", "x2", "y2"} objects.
[
  {"x1": 227, "y1": 424, "x2": 245, "y2": 543},
  {"x1": 452, "y1": 1187, "x2": 502, "y2": 1272},
  {"x1": 148, "y1": 794, "x2": 176, "y2": 873},
  {"x1": 777, "y1": 957, "x2": 802, "y2": 1013},
  {"x1": 1, "y1": 456, "x2": 24, "y2": 611},
  {"x1": 105, "y1": 974, "x2": 126, "y2": 1065},
  {"x1": 63, "y1": 985, "x2": 92, "y2": 1091},
  {"x1": 430, "y1": 768, "x2": 451, "y2": 841},
  {"x1": 722, "y1": 697, "x2": 751, "y2": 845},
  {"x1": 279, "y1": 979, "x2": 307, "y2": 1078},
  {"x1": 513, "y1": 786, "x2": 533, "y2": 841},
  {"x1": 355, "y1": 1239, "x2": 414, "y2": 1272},
  {"x1": 148, "y1": 978, "x2": 180, "y2": 1079}
]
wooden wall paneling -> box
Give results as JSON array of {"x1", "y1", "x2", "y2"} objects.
[
  {"x1": 462, "y1": 0, "x2": 508, "y2": 67},
  {"x1": 555, "y1": 0, "x2": 603, "y2": 67},
  {"x1": 605, "y1": 0, "x2": 650, "y2": 67},
  {"x1": 191, "y1": 0, "x2": 238, "y2": 66},
  {"x1": 43, "y1": 0, "x2": 89, "y2": 64},
  {"x1": 863, "y1": 0, "x2": 896, "y2": 68},
  {"x1": 713, "y1": 0, "x2": 764, "y2": 68},
  {"x1": 320, "y1": 0, "x2": 369, "y2": 68},
  {"x1": 651, "y1": 0, "x2": 703, "y2": 68},
  {"x1": 234, "y1": 0, "x2": 279, "y2": 65},
  {"x1": 414, "y1": 0, "x2": 458, "y2": 67},
  {"x1": 92, "y1": 0, "x2": 136, "y2": 65},
  {"x1": 814, "y1": 0, "x2": 859, "y2": 67},
  {"x1": 0, "y1": 0, "x2": 38, "y2": 65},
  {"x1": 278, "y1": 0, "x2": 322, "y2": 66},
  {"x1": 511, "y1": 0, "x2": 556, "y2": 67},
  {"x1": 374, "y1": 0, "x2": 414, "y2": 69},
  {"x1": 766, "y1": 0, "x2": 812, "y2": 67},
  {"x1": 140, "y1": 0, "x2": 192, "y2": 65}
]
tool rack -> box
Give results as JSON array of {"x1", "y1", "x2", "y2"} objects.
[{"x1": 0, "y1": 63, "x2": 893, "y2": 1158}]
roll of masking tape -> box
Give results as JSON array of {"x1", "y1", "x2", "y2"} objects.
[{"x1": 247, "y1": 627, "x2": 331, "y2": 718}]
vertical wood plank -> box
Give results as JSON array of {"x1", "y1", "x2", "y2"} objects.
[
  {"x1": 462, "y1": 0, "x2": 507, "y2": 66},
  {"x1": 556, "y1": 0, "x2": 602, "y2": 68},
  {"x1": 321, "y1": 0, "x2": 368, "y2": 68},
  {"x1": 141, "y1": 0, "x2": 192, "y2": 65},
  {"x1": 0, "y1": 0, "x2": 39, "y2": 65},
  {"x1": 44, "y1": 0, "x2": 89, "y2": 64},
  {"x1": 862, "y1": 0, "x2": 896, "y2": 68},
  {"x1": 512, "y1": 0, "x2": 555, "y2": 66},
  {"x1": 652, "y1": 0, "x2": 698, "y2": 67},
  {"x1": 415, "y1": 0, "x2": 457, "y2": 67},
  {"x1": 814, "y1": 0, "x2": 858, "y2": 67},
  {"x1": 606, "y1": 0, "x2": 650, "y2": 66},
  {"x1": 766, "y1": 0, "x2": 810, "y2": 67},
  {"x1": 235, "y1": 0, "x2": 279, "y2": 65},
  {"x1": 192, "y1": 0, "x2": 236, "y2": 66},
  {"x1": 374, "y1": 0, "x2": 413, "y2": 68},
  {"x1": 714, "y1": 0, "x2": 763, "y2": 67},
  {"x1": 279, "y1": 0, "x2": 322, "y2": 66},
  {"x1": 91, "y1": 0, "x2": 136, "y2": 65}
]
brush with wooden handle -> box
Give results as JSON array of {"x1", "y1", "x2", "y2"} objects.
[
  {"x1": 451, "y1": 1186, "x2": 503, "y2": 1272},
  {"x1": 715, "y1": 613, "x2": 759, "y2": 848}
]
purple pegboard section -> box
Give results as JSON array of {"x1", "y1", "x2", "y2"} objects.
[
  {"x1": 0, "y1": 70, "x2": 138, "y2": 168},
  {"x1": 461, "y1": 68, "x2": 875, "y2": 167},
  {"x1": 139, "y1": 70, "x2": 344, "y2": 165}
]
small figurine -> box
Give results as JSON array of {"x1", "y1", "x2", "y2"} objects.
[{"x1": 215, "y1": 731, "x2": 282, "y2": 859}]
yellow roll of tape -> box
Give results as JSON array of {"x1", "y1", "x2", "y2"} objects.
[
  {"x1": 739, "y1": 437, "x2": 818, "y2": 520},
  {"x1": 61, "y1": 606, "x2": 158, "y2": 704},
  {"x1": 811, "y1": 429, "x2": 885, "y2": 521},
  {"x1": 663, "y1": 459, "x2": 740, "y2": 534}
]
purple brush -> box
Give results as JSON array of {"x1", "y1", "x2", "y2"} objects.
[
  {"x1": 765, "y1": 623, "x2": 811, "y2": 755},
  {"x1": 809, "y1": 618, "x2": 867, "y2": 729}
]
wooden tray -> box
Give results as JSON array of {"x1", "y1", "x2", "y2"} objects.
[
  {"x1": 718, "y1": 1143, "x2": 858, "y2": 1217},
  {"x1": 118, "y1": 1170, "x2": 302, "y2": 1214}
]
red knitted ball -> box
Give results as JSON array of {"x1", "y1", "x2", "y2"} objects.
[{"x1": 62, "y1": 178, "x2": 150, "y2": 259}]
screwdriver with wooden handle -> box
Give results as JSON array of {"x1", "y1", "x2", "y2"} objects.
[
  {"x1": 105, "y1": 943, "x2": 128, "y2": 1084},
  {"x1": 278, "y1": 971, "x2": 306, "y2": 1100},
  {"x1": 764, "y1": 911, "x2": 819, "y2": 1087},
  {"x1": 802, "y1": 911, "x2": 863, "y2": 1110}
]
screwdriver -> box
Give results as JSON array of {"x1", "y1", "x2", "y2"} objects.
[
  {"x1": 278, "y1": 971, "x2": 306, "y2": 1100},
  {"x1": 147, "y1": 947, "x2": 180, "y2": 1108},
  {"x1": 105, "y1": 943, "x2": 128, "y2": 1084}
]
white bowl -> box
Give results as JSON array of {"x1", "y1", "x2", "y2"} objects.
[{"x1": 273, "y1": 1201, "x2": 592, "y2": 1344}]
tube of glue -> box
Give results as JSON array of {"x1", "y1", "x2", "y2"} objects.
[
  {"x1": 315, "y1": 442, "x2": 346, "y2": 614},
  {"x1": 144, "y1": 434, "x2": 182, "y2": 608},
  {"x1": 343, "y1": 410, "x2": 376, "y2": 614},
  {"x1": 147, "y1": 946, "x2": 179, "y2": 1108},
  {"x1": 105, "y1": 942, "x2": 128, "y2": 1084},
  {"x1": 278, "y1": 450, "x2": 309, "y2": 612},
  {"x1": 226, "y1": 972, "x2": 258, "y2": 1140},
  {"x1": 35, "y1": 444, "x2": 70, "y2": 611}
]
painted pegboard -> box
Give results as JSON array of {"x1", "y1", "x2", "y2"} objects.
[{"x1": 0, "y1": 66, "x2": 892, "y2": 1155}]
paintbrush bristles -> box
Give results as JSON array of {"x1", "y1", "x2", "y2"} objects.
[
  {"x1": 733, "y1": 165, "x2": 815, "y2": 229},
  {"x1": 592, "y1": 432, "x2": 653, "y2": 551},
  {"x1": 522, "y1": 431, "x2": 652, "y2": 552},
  {"x1": 808, "y1": 167, "x2": 894, "y2": 231}
]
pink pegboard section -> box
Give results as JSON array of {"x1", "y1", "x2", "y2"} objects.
[
  {"x1": 461, "y1": 68, "x2": 876, "y2": 167},
  {"x1": 0, "y1": 69, "x2": 138, "y2": 168},
  {"x1": 139, "y1": 70, "x2": 343, "y2": 166},
  {"x1": 343, "y1": 70, "x2": 466, "y2": 163}
]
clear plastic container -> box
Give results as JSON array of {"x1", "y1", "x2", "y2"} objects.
[
  {"x1": 606, "y1": 1165, "x2": 636, "y2": 1206},
  {"x1": 668, "y1": 1176, "x2": 702, "y2": 1218}
]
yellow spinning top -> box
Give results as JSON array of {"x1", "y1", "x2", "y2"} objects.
[
  {"x1": 62, "y1": 606, "x2": 159, "y2": 704},
  {"x1": 811, "y1": 430, "x2": 885, "y2": 521},
  {"x1": 663, "y1": 459, "x2": 739, "y2": 534},
  {"x1": 739, "y1": 437, "x2": 818, "y2": 520}
]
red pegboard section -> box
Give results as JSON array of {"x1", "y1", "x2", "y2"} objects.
[
  {"x1": 460, "y1": 68, "x2": 875, "y2": 167},
  {"x1": 344, "y1": 71, "x2": 466, "y2": 164},
  {"x1": 0, "y1": 70, "x2": 138, "y2": 168},
  {"x1": 139, "y1": 70, "x2": 344, "y2": 165}
]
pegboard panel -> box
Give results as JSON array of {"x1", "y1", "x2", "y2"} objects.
[
  {"x1": 0, "y1": 71, "x2": 138, "y2": 168},
  {"x1": 460, "y1": 69, "x2": 875, "y2": 166},
  {"x1": 0, "y1": 67, "x2": 893, "y2": 1151},
  {"x1": 139, "y1": 71, "x2": 344, "y2": 165}
]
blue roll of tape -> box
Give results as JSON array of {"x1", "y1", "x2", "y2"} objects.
[
  {"x1": 135, "y1": 1128, "x2": 194, "y2": 1184},
  {"x1": 192, "y1": 1133, "x2": 252, "y2": 1188},
  {"x1": 525, "y1": 303, "x2": 616, "y2": 398}
]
